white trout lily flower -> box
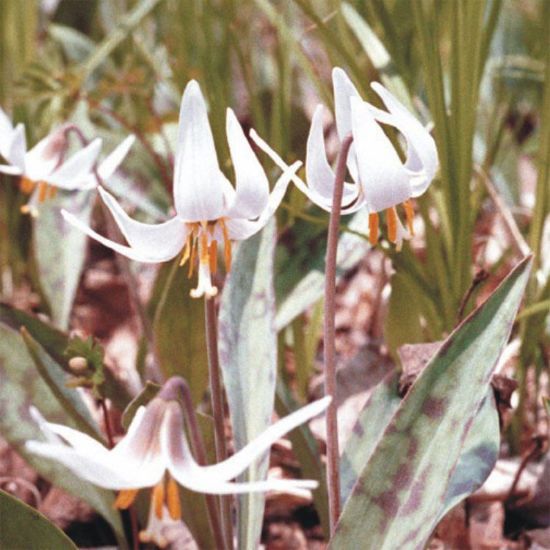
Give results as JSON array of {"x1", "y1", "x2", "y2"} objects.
[
  {"x1": 0, "y1": 107, "x2": 134, "y2": 216},
  {"x1": 252, "y1": 67, "x2": 439, "y2": 249},
  {"x1": 26, "y1": 380, "x2": 330, "y2": 528},
  {"x1": 62, "y1": 80, "x2": 300, "y2": 298}
]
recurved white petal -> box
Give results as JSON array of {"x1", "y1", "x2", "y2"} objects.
[
  {"x1": 26, "y1": 441, "x2": 162, "y2": 489},
  {"x1": 0, "y1": 164, "x2": 22, "y2": 175},
  {"x1": 199, "y1": 396, "x2": 331, "y2": 482},
  {"x1": 173, "y1": 80, "x2": 225, "y2": 221},
  {"x1": 305, "y1": 105, "x2": 362, "y2": 210},
  {"x1": 47, "y1": 138, "x2": 102, "y2": 189},
  {"x1": 98, "y1": 135, "x2": 136, "y2": 181},
  {"x1": 370, "y1": 82, "x2": 438, "y2": 196},
  {"x1": 250, "y1": 128, "x2": 363, "y2": 217},
  {"x1": 62, "y1": 196, "x2": 187, "y2": 264},
  {"x1": 224, "y1": 109, "x2": 269, "y2": 219},
  {"x1": 224, "y1": 160, "x2": 301, "y2": 241},
  {"x1": 25, "y1": 128, "x2": 67, "y2": 180},
  {"x1": 0, "y1": 107, "x2": 15, "y2": 160},
  {"x1": 161, "y1": 402, "x2": 320, "y2": 495},
  {"x1": 332, "y1": 67, "x2": 361, "y2": 141},
  {"x1": 8, "y1": 124, "x2": 27, "y2": 170},
  {"x1": 350, "y1": 97, "x2": 412, "y2": 212}
]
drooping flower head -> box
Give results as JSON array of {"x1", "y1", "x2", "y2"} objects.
[
  {"x1": 62, "y1": 80, "x2": 300, "y2": 298},
  {"x1": 0, "y1": 107, "x2": 134, "y2": 216},
  {"x1": 252, "y1": 67, "x2": 439, "y2": 249},
  {"x1": 26, "y1": 376, "x2": 330, "y2": 540}
]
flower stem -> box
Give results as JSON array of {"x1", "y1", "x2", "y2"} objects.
[
  {"x1": 324, "y1": 134, "x2": 353, "y2": 534},
  {"x1": 204, "y1": 297, "x2": 234, "y2": 549},
  {"x1": 168, "y1": 376, "x2": 228, "y2": 550}
]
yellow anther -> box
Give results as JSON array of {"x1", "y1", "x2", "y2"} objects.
[
  {"x1": 166, "y1": 477, "x2": 181, "y2": 520},
  {"x1": 199, "y1": 230, "x2": 209, "y2": 264},
  {"x1": 403, "y1": 200, "x2": 415, "y2": 236},
  {"x1": 386, "y1": 207, "x2": 398, "y2": 244},
  {"x1": 38, "y1": 182, "x2": 49, "y2": 203},
  {"x1": 209, "y1": 240, "x2": 218, "y2": 274},
  {"x1": 180, "y1": 235, "x2": 191, "y2": 267},
  {"x1": 114, "y1": 489, "x2": 139, "y2": 510},
  {"x1": 152, "y1": 481, "x2": 165, "y2": 520},
  {"x1": 368, "y1": 213, "x2": 379, "y2": 246},
  {"x1": 19, "y1": 177, "x2": 36, "y2": 195}
]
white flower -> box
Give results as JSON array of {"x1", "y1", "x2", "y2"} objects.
[
  {"x1": 26, "y1": 388, "x2": 330, "y2": 524},
  {"x1": 252, "y1": 67, "x2": 439, "y2": 249},
  {"x1": 0, "y1": 107, "x2": 134, "y2": 216},
  {"x1": 62, "y1": 80, "x2": 300, "y2": 298}
]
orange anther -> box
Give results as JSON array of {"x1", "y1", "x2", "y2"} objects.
[
  {"x1": 386, "y1": 207, "x2": 397, "y2": 244},
  {"x1": 209, "y1": 240, "x2": 218, "y2": 274},
  {"x1": 152, "y1": 481, "x2": 165, "y2": 520},
  {"x1": 38, "y1": 182, "x2": 48, "y2": 203},
  {"x1": 114, "y1": 489, "x2": 139, "y2": 510},
  {"x1": 403, "y1": 200, "x2": 415, "y2": 236},
  {"x1": 368, "y1": 213, "x2": 379, "y2": 246},
  {"x1": 166, "y1": 477, "x2": 181, "y2": 520}
]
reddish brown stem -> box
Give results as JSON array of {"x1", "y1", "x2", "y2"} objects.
[
  {"x1": 204, "y1": 297, "x2": 234, "y2": 548},
  {"x1": 324, "y1": 134, "x2": 354, "y2": 534},
  {"x1": 161, "y1": 376, "x2": 228, "y2": 550}
]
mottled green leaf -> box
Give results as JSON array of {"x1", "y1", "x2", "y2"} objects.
[
  {"x1": 340, "y1": 371, "x2": 402, "y2": 504},
  {"x1": 218, "y1": 221, "x2": 277, "y2": 550},
  {"x1": 34, "y1": 189, "x2": 95, "y2": 329},
  {"x1": 152, "y1": 258, "x2": 208, "y2": 405},
  {"x1": 331, "y1": 257, "x2": 531, "y2": 549},
  {"x1": 0, "y1": 489, "x2": 77, "y2": 550},
  {"x1": 441, "y1": 392, "x2": 499, "y2": 517},
  {"x1": 0, "y1": 322, "x2": 126, "y2": 547}
]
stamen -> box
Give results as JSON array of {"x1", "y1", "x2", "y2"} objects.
[
  {"x1": 403, "y1": 200, "x2": 415, "y2": 236},
  {"x1": 220, "y1": 219, "x2": 232, "y2": 272},
  {"x1": 199, "y1": 230, "x2": 209, "y2": 264},
  {"x1": 368, "y1": 213, "x2": 379, "y2": 246},
  {"x1": 386, "y1": 207, "x2": 398, "y2": 244},
  {"x1": 47, "y1": 185, "x2": 58, "y2": 199},
  {"x1": 209, "y1": 240, "x2": 218, "y2": 274},
  {"x1": 19, "y1": 177, "x2": 36, "y2": 195},
  {"x1": 38, "y1": 182, "x2": 48, "y2": 203},
  {"x1": 114, "y1": 489, "x2": 139, "y2": 510},
  {"x1": 188, "y1": 232, "x2": 198, "y2": 278},
  {"x1": 166, "y1": 477, "x2": 181, "y2": 520},
  {"x1": 179, "y1": 234, "x2": 192, "y2": 267},
  {"x1": 152, "y1": 481, "x2": 165, "y2": 520}
]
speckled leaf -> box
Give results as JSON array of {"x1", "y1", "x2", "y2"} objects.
[
  {"x1": 330, "y1": 257, "x2": 531, "y2": 550},
  {"x1": 34, "y1": 189, "x2": 95, "y2": 330},
  {"x1": 0, "y1": 322, "x2": 127, "y2": 548},
  {"x1": 152, "y1": 258, "x2": 208, "y2": 405},
  {"x1": 218, "y1": 220, "x2": 277, "y2": 550},
  {"x1": 276, "y1": 209, "x2": 370, "y2": 331},
  {"x1": 340, "y1": 371, "x2": 402, "y2": 504},
  {"x1": 0, "y1": 489, "x2": 77, "y2": 549},
  {"x1": 440, "y1": 392, "x2": 499, "y2": 517}
]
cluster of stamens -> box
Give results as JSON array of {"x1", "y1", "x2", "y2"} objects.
[
  {"x1": 368, "y1": 198, "x2": 415, "y2": 247},
  {"x1": 19, "y1": 176, "x2": 58, "y2": 215},
  {"x1": 179, "y1": 219, "x2": 232, "y2": 298},
  {"x1": 115, "y1": 475, "x2": 181, "y2": 547}
]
